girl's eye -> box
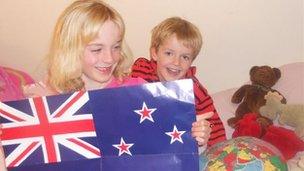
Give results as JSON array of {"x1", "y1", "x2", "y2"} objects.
[
  {"x1": 114, "y1": 45, "x2": 121, "y2": 50},
  {"x1": 91, "y1": 49, "x2": 102, "y2": 53}
]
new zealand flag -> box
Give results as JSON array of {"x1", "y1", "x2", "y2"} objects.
[{"x1": 0, "y1": 79, "x2": 199, "y2": 171}]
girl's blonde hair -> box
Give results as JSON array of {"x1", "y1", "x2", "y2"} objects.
[
  {"x1": 150, "y1": 17, "x2": 203, "y2": 59},
  {"x1": 47, "y1": 0, "x2": 131, "y2": 93}
]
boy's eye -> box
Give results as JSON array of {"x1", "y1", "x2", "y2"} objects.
[
  {"x1": 182, "y1": 55, "x2": 191, "y2": 61},
  {"x1": 164, "y1": 51, "x2": 173, "y2": 56}
]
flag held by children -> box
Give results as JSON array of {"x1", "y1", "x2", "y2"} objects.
[{"x1": 0, "y1": 79, "x2": 199, "y2": 171}]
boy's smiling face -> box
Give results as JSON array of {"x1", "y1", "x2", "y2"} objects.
[{"x1": 151, "y1": 34, "x2": 195, "y2": 82}]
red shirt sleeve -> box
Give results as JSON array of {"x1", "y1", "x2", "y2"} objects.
[
  {"x1": 192, "y1": 76, "x2": 227, "y2": 147},
  {"x1": 131, "y1": 58, "x2": 159, "y2": 82}
]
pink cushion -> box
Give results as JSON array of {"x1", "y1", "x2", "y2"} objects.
[
  {"x1": 273, "y1": 62, "x2": 304, "y2": 104},
  {"x1": 0, "y1": 66, "x2": 34, "y2": 102}
]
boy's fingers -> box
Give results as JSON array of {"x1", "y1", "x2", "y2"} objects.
[
  {"x1": 196, "y1": 112, "x2": 214, "y2": 121},
  {"x1": 192, "y1": 123, "x2": 211, "y2": 132},
  {"x1": 192, "y1": 120, "x2": 210, "y2": 127},
  {"x1": 192, "y1": 131, "x2": 208, "y2": 138},
  {"x1": 195, "y1": 137, "x2": 207, "y2": 146}
]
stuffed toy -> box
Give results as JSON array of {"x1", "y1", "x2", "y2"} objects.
[
  {"x1": 232, "y1": 112, "x2": 304, "y2": 160},
  {"x1": 260, "y1": 91, "x2": 304, "y2": 140},
  {"x1": 299, "y1": 155, "x2": 304, "y2": 169},
  {"x1": 228, "y1": 65, "x2": 286, "y2": 132}
]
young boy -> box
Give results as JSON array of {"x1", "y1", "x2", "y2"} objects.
[{"x1": 131, "y1": 17, "x2": 226, "y2": 147}]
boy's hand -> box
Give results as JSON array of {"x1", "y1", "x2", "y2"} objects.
[{"x1": 191, "y1": 112, "x2": 213, "y2": 146}]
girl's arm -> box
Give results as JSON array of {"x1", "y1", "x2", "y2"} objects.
[
  {"x1": 0, "y1": 125, "x2": 8, "y2": 171},
  {"x1": 0, "y1": 147, "x2": 7, "y2": 171}
]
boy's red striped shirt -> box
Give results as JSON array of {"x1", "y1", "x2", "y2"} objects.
[{"x1": 131, "y1": 57, "x2": 227, "y2": 147}]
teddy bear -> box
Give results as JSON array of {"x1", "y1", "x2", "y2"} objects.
[
  {"x1": 228, "y1": 65, "x2": 286, "y2": 133},
  {"x1": 260, "y1": 91, "x2": 304, "y2": 140}
]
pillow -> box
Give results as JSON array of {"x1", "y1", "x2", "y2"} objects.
[
  {"x1": 273, "y1": 62, "x2": 304, "y2": 104},
  {"x1": 212, "y1": 88, "x2": 237, "y2": 139},
  {"x1": 0, "y1": 66, "x2": 34, "y2": 102},
  {"x1": 211, "y1": 62, "x2": 304, "y2": 139}
]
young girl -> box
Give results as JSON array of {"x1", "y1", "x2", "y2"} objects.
[
  {"x1": 0, "y1": 1, "x2": 144, "y2": 170},
  {"x1": 24, "y1": 0, "x2": 145, "y2": 97}
]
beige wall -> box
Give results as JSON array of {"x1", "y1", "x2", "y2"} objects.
[{"x1": 0, "y1": 0, "x2": 303, "y2": 93}]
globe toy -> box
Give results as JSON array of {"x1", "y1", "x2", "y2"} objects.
[{"x1": 200, "y1": 136, "x2": 287, "y2": 171}]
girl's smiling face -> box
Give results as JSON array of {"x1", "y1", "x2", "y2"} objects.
[{"x1": 82, "y1": 20, "x2": 122, "y2": 89}]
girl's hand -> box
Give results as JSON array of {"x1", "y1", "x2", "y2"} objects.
[
  {"x1": 0, "y1": 124, "x2": 6, "y2": 171},
  {"x1": 191, "y1": 112, "x2": 213, "y2": 146},
  {"x1": 0, "y1": 124, "x2": 2, "y2": 141}
]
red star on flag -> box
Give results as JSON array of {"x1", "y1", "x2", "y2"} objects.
[
  {"x1": 112, "y1": 137, "x2": 134, "y2": 156},
  {"x1": 165, "y1": 125, "x2": 186, "y2": 144},
  {"x1": 133, "y1": 102, "x2": 157, "y2": 123}
]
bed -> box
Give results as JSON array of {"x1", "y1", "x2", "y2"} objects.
[{"x1": 210, "y1": 62, "x2": 304, "y2": 170}]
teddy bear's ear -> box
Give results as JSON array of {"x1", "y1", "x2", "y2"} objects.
[
  {"x1": 250, "y1": 66, "x2": 259, "y2": 75},
  {"x1": 273, "y1": 68, "x2": 281, "y2": 79}
]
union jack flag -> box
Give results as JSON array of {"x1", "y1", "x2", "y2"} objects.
[
  {"x1": 1, "y1": 79, "x2": 199, "y2": 171},
  {"x1": 0, "y1": 91, "x2": 100, "y2": 168}
]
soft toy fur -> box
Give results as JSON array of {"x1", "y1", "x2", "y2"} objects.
[
  {"x1": 260, "y1": 91, "x2": 304, "y2": 140},
  {"x1": 299, "y1": 155, "x2": 304, "y2": 169},
  {"x1": 232, "y1": 112, "x2": 304, "y2": 160},
  {"x1": 228, "y1": 65, "x2": 286, "y2": 132}
]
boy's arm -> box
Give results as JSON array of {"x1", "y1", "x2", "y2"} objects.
[
  {"x1": 192, "y1": 76, "x2": 227, "y2": 147},
  {"x1": 131, "y1": 58, "x2": 159, "y2": 82}
]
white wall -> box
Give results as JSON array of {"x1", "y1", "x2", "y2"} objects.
[{"x1": 0, "y1": 0, "x2": 303, "y2": 93}]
